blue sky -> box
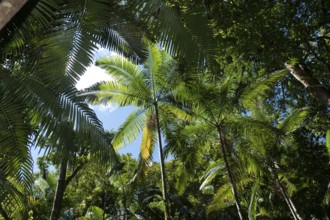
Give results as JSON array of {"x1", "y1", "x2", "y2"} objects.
[{"x1": 32, "y1": 48, "x2": 145, "y2": 171}]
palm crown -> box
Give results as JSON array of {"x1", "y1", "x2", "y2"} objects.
[{"x1": 82, "y1": 41, "x2": 189, "y2": 219}]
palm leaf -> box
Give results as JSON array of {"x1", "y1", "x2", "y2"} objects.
[
  {"x1": 132, "y1": 0, "x2": 218, "y2": 67},
  {"x1": 277, "y1": 108, "x2": 310, "y2": 133},
  {"x1": 83, "y1": 81, "x2": 149, "y2": 107},
  {"x1": 96, "y1": 56, "x2": 150, "y2": 97},
  {"x1": 140, "y1": 114, "x2": 157, "y2": 161},
  {"x1": 207, "y1": 183, "x2": 233, "y2": 213},
  {"x1": 242, "y1": 69, "x2": 289, "y2": 109},
  {"x1": 112, "y1": 108, "x2": 148, "y2": 150},
  {"x1": 248, "y1": 181, "x2": 260, "y2": 220},
  {"x1": 326, "y1": 129, "x2": 330, "y2": 156},
  {"x1": 145, "y1": 41, "x2": 163, "y2": 81},
  {"x1": 200, "y1": 161, "x2": 225, "y2": 191},
  {"x1": 137, "y1": 114, "x2": 157, "y2": 175}
]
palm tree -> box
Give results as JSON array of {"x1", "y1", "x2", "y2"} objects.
[
  {"x1": 133, "y1": 0, "x2": 330, "y2": 108},
  {"x1": 82, "y1": 41, "x2": 189, "y2": 220},
  {"x1": 175, "y1": 72, "x2": 246, "y2": 219},
  {"x1": 0, "y1": 0, "x2": 145, "y2": 217}
]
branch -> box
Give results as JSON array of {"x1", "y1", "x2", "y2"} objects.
[
  {"x1": 64, "y1": 164, "x2": 84, "y2": 188},
  {"x1": 0, "y1": 0, "x2": 29, "y2": 31},
  {"x1": 285, "y1": 63, "x2": 330, "y2": 107}
]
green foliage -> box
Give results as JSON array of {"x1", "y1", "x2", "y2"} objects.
[
  {"x1": 1, "y1": 0, "x2": 330, "y2": 219},
  {"x1": 242, "y1": 69, "x2": 289, "y2": 109},
  {"x1": 248, "y1": 181, "x2": 259, "y2": 220},
  {"x1": 326, "y1": 129, "x2": 330, "y2": 156}
]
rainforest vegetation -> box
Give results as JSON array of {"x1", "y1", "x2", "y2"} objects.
[{"x1": 0, "y1": 0, "x2": 329, "y2": 219}]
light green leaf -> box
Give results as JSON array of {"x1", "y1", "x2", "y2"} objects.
[
  {"x1": 242, "y1": 69, "x2": 289, "y2": 109},
  {"x1": 326, "y1": 130, "x2": 330, "y2": 156},
  {"x1": 278, "y1": 108, "x2": 309, "y2": 133},
  {"x1": 248, "y1": 181, "x2": 260, "y2": 220}
]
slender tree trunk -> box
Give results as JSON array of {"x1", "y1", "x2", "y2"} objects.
[
  {"x1": 269, "y1": 166, "x2": 303, "y2": 220},
  {"x1": 64, "y1": 164, "x2": 83, "y2": 188},
  {"x1": 285, "y1": 63, "x2": 330, "y2": 107},
  {"x1": 154, "y1": 102, "x2": 169, "y2": 220},
  {"x1": 50, "y1": 152, "x2": 69, "y2": 220},
  {"x1": 0, "y1": 0, "x2": 29, "y2": 31},
  {"x1": 217, "y1": 126, "x2": 244, "y2": 220}
]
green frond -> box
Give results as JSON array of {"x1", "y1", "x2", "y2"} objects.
[
  {"x1": 145, "y1": 41, "x2": 163, "y2": 78},
  {"x1": 133, "y1": 0, "x2": 218, "y2": 67},
  {"x1": 175, "y1": 165, "x2": 189, "y2": 196},
  {"x1": 327, "y1": 129, "x2": 330, "y2": 157},
  {"x1": 248, "y1": 181, "x2": 260, "y2": 220},
  {"x1": 159, "y1": 102, "x2": 191, "y2": 121},
  {"x1": 281, "y1": 176, "x2": 297, "y2": 196},
  {"x1": 83, "y1": 81, "x2": 149, "y2": 107},
  {"x1": 0, "y1": 97, "x2": 33, "y2": 192},
  {"x1": 242, "y1": 69, "x2": 289, "y2": 109},
  {"x1": 96, "y1": 55, "x2": 150, "y2": 97},
  {"x1": 112, "y1": 108, "x2": 148, "y2": 150},
  {"x1": 277, "y1": 108, "x2": 310, "y2": 133},
  {"x1": 232, "y1": 117, "x2": 281, "y2": 141},
  {"x1": 0, "y1": 175, "x2": 26, "y2": 215},
  {"x1": 200, "y1": 161, "x2": 225, "y2": 191},
  {"x1": 207, "y1": 183, "x2": 233, "y2": 213}
]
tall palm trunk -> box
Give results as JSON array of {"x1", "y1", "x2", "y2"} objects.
[
  {"x1": 154, "y1": 102, "x2": 169, "y2": 220},
  {"x1": 50, "y1": 150, "x2": 69, "y2": 220},
  {"x1": 0, "y1": 0, "x2": 28, "y2": 31},
  {"x1": 269, "y1": 165, "x2": 302, "y2": 220},
  {"x1": 285, "y1": 63, "x2": 330, "y2": 107},
  {"x1": 217, "y1": 126, "x2": 244, "y2": 220}
]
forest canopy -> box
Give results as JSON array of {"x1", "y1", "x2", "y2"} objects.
[{"x1": 0, "y1": 0, "x2": 329, "y2": 219}]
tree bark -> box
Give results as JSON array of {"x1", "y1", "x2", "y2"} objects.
[
  {"x1": 154, "y1": 102, "x2": 170, "y2": 220},
  {"x1": 50, "y1": 152, "x2": 69, "y2": 220},
  {"x1": 64, "y1": 164, "x2": 83, "y2": 188},
  {"x1": 269, "y1": 165, "x2": 303, "y2": 220},
  {"x1": 217, "y1": 126, "x2": 244, "y2": 220},
  {"x1": 285, "y1": 63, "x2": 330, "y2": 107},
  {"x1": 0, "y1": 0, "x2": 29, "y2": 31}
]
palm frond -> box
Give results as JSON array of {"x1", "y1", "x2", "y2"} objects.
[
  {"x1": 83, "y1": 81, "x2": 149, "y2": 107},
  {"x1": 242, "y1": 69, "x2": 289, "y2": 109},
  {"x1": 145, "y1": 41, "x2": 163, "y2": 80},
  {"x1": 159, "y1": 103, "x2": 191, "y2": 121},
  {"x1": 207, "y1": 183, "x2": 233, "y2": 213},
  {"x1": 327, "y1": 129, "x2": 330, "y2": 157},
  {"x1": 248, "y1": 181, "x2": 260, "y2": 220},
  {"x1": 174, "y1": 165, "x2": 189, "y2": 196},
  {"x1": 137, "y1": 114, "x2": 157, "y2": 176},
  {"x1": 277, "y1": 108, "x2": 310, "y2": 133},
  {"x1": 200, "y1": 161, "x2": 225, "y2": 191},
  {"x1": 132, "y1": 0, "x2": 218, "y2": 67},
  {"x1": 112, "y1": 108, "x2": 148, "y2": 150},
  {"x1": 140, "y1": 114, "x2": 157, "y2": 161},
  {"x1": 96, "y1": 56, "x2": 150, "y2": 96}
]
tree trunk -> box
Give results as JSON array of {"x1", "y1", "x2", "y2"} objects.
[
  {"x1": 50, "y1": 152, "x2": 69, "y2": 220},
  {"x1": 285, "y1": 63, "x2": 330, "y2": 107},
  {"x1": 217, "y1": 127, "x2": 244, "y2": 220},
  {"x1": 0, "y1": 0, "x2": 29, "y2": 31},
  {"x1": 269, "y1": 165, "x2": 303, "y2": 220},
  {"x1": 154, "y1": 102, "x2": 169, "y2": 220}
]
